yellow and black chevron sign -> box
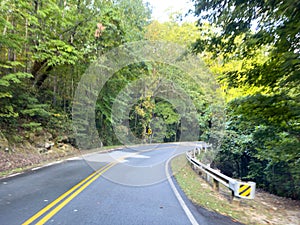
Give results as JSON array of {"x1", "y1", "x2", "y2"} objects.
[{"x1": 239, "y1": 184, "x2": 251, "y2": 197}]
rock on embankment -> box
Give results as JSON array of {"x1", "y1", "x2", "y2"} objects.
[{"x1": 0, "y1": 131, "x2": 78, "y2": 176}]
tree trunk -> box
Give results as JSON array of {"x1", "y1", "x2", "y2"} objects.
[
  {"x1": 53, "y1": 75, "x2": 57, "y2": 106},
  {"x1": 31, "y1": 60, "x2": 53, "y2": 88},
  {"x1": 25, "y1": 18, "x2": 29, "y2": 73}
]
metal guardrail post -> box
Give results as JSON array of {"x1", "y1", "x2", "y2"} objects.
[
  {"x1": 213, "y1": 178, "x2": 219, "y2": 191},
  {"x1": 206, "y1": 174, "x2": 210, "y2": 182}
]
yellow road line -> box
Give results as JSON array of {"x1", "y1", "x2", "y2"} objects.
[
  {"x1": 22, "y1": 162, "x2": 114, "y2": 225},
  {"x1": 35, "y1": 162, "x2": 116, "y2": 225}
]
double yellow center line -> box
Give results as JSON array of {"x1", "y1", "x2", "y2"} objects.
[
  {"x1": 22, "y1": 147, "x2": 168, "y2": 224},
  {"x1": 22, "y1": 162, "x2": 117, "y2": 225}
]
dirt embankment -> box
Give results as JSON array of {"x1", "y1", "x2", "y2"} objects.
[{"x1": 0, "y1": 131, "x2": 79, "y2": 176}]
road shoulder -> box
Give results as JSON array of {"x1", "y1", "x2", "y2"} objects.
[{"x1": 170, "y1": 154, "x2": 300, "y2": 225}]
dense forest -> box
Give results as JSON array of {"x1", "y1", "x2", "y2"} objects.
[
  {"x1": 192, "y1": 0, "x2": 299, "y2": 199},
  {"x1": 0, "y1": 0, "x2": 299, "y2": 199}
]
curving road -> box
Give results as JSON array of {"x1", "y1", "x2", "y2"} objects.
[{"x1": 0, "y1": 143, "x2": 242, "y2": 225}]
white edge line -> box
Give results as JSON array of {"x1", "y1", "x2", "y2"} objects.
[
  {"x1": 2, "y1": 143, "x2": 189, "y2": 179},
  {"x1": 165, "y1": 154, "x2": 199, "y2": 225},
  {"x1": 1, "y1": 147, "x2": 121, "y2": 180},
  {"x1": 6, "y1": 172, "x2": 22, "y2": 178},
  {"x1": 31, "y1": 166, "x2": 42, "y2": 171}
]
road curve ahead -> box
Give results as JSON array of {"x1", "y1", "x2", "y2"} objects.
[{"x1": 0, "y1": 143, "x2": 242, "y2": 225}]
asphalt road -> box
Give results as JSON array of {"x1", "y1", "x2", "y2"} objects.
[{"x1": 0, "y1": 143, "x2": 242, "y2": 225}]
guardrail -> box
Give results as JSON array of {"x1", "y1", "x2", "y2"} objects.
[{"x1": 186, "y1": 150, "x2": 256, "y2": 201}]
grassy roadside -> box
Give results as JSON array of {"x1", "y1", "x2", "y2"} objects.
[{"x1": 170, "y1": 154, "x2": 300, "y2": 225}]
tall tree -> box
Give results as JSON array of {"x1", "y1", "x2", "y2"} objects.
[
  {"x1": 0, "y1": 0, "x2": 152, "y2": 137},
  {"x1": 191, "y1": 0, "x2": 300, "y2": 198}
]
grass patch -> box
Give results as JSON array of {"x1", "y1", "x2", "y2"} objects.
[
  {"x1": 171, "y1": 154, "x2": 268, "y2": 225},
  {"x1": 0, "y1": 167, "x2": 25, "y2": 177}
]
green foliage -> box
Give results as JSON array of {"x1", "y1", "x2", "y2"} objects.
[
  {"x1": 145, "y1": 20, "x2": 200, "y2": 47},
  {"x1": 192, "y1": 0, "x2": 300, "y2": 199},
  {"x1": 34, "y1": 40, "x2": 80, "y2": 66},
  {"x1": 0, "y1": 0, "x2": 152, "y2": 142},
  {"x1": 192, "y1": 0, "x2": 300, "y2": 94},
  {"x1": 21, "y1": 122, "x2": 42, "y2": 132},
  {"x1": 213, "y1": 104, "x2": 300, "y2": 199}
]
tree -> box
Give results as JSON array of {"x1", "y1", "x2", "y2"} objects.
[
  {"x1": 145, "y1": 20, "x2": 225, "y2": 144},
  {"x1": 191, "y1": 0, "x2": 300, "y2": 198},
  {"x1": 0, "y1": 0, "x2": 152, "y2": 142},
  {"x1": 192, "y1": 0, "x2": 300, "y2": 90},
  {"x1": 0, "y1": 0, "x2": 50, "y2": 133}
]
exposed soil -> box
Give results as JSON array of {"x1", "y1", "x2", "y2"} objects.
[
  {"x1": 0, "y1": 143, "x2": 79, "y2": 176},
  {"x1": 0, "y1": 131, "x2": 80, "y2": 176},
  {"x1": 197, "y1": 169, "x2": 300, "y2": 225},
  {"x1": 250, "y1": 189, "x2": 300, "y2": 225}
]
